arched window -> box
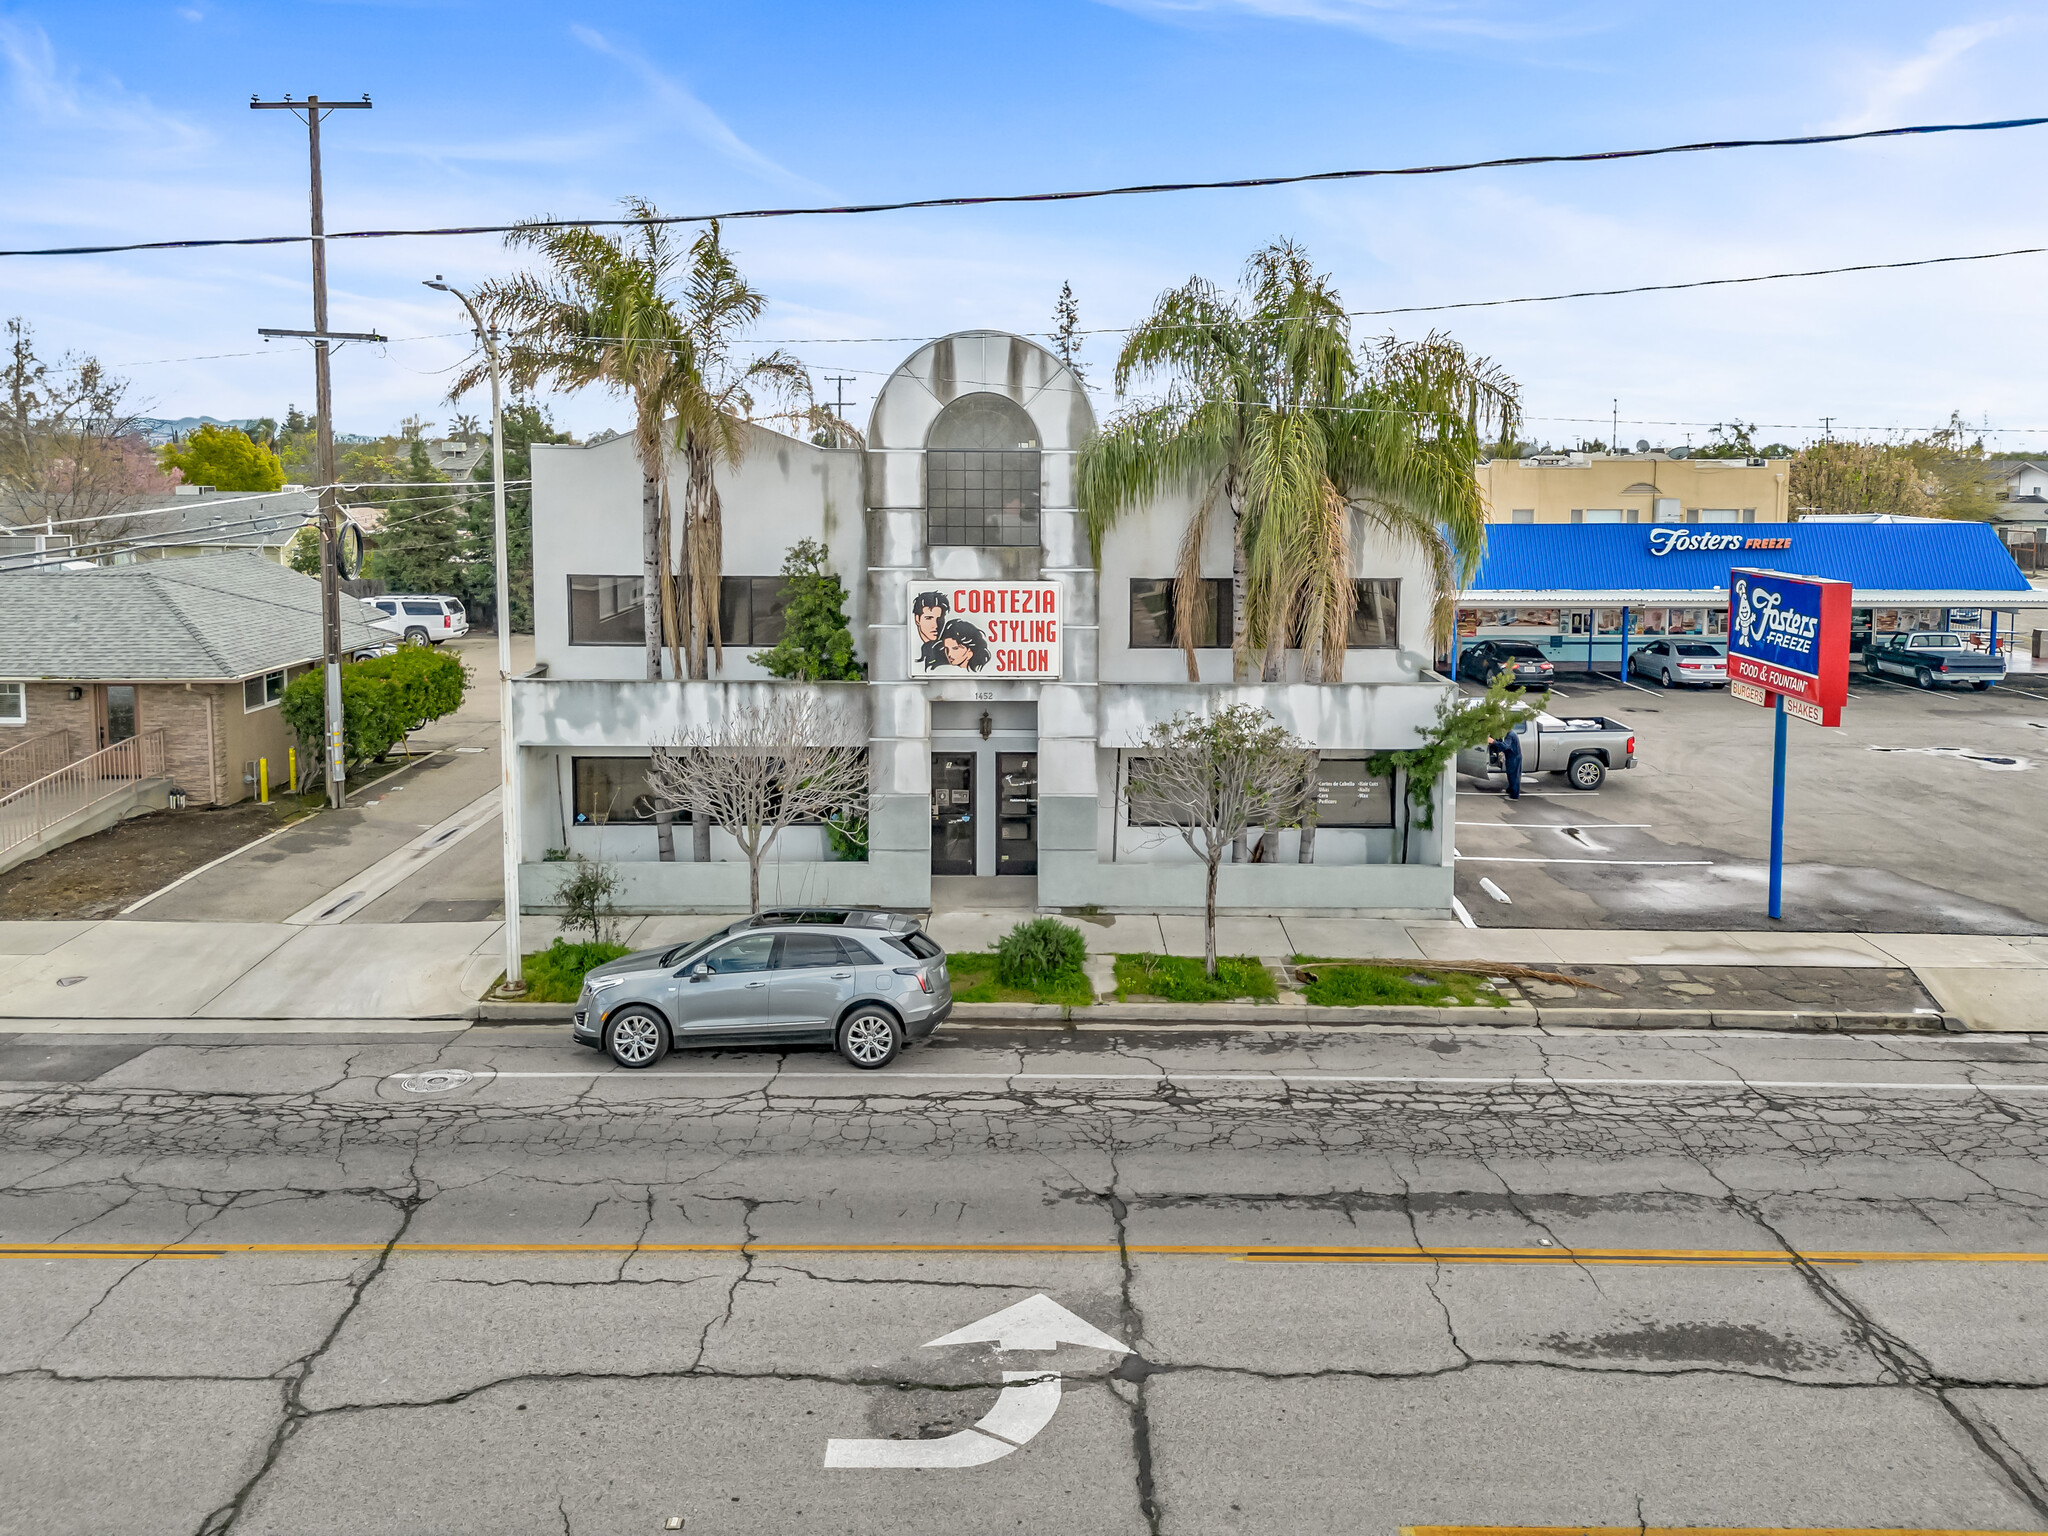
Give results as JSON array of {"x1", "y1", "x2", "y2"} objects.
[{"x1": 926, "y1": 393, "x2": 1040, "y2": 547}]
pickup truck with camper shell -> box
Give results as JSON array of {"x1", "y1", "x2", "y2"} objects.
[
  {"x1": 1457, "y1": 711, "x2": 1637, "y2": 791},
  {"x1": 1863, "y1": 631, "x2": 2004, "y2": 691}
]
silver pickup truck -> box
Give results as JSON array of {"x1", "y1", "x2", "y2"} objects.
[{"x1": 1457, "y1": 711, "x2": 1638, "y2": 791}]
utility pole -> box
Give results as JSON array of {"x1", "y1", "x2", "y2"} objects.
[
  {"x1": 253, "y1": 93, "x2": 378, "y2": 809},
  {"x1": 1820, "y1": 415, "x2": 1834, "y2": 442},
  {"x1": 426, "y1": 276, "x2": 524, "y2": 993},
  {"x1": 1612, "y1": 398, "x2": 1618, "y2": 454},
  {"x1": 824, "y1": 375, "x2": 855, "y2": 447}
]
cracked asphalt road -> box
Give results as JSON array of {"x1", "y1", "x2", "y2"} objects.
[{"x1": 8, "y1": 1023, "x2": 2048, "y2": 1534}]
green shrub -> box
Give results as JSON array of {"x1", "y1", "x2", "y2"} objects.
[
  {"x1": 279, "y1": 645, "x2": 469, "y2": 773},
  {"x1": 519, "y1": 939, "x2": 631, "y2": 1003},
  {"x1": 825, "y1": 811, "x2": 868, "y2": 862},
  {"x1": 555, "y1": 856, "x2": 622, "y2": 944},
  {"x1": 996, "y1": 916, "x2": 1087, "y2": 986},
  {"x1": 1113, "y1": 953, "x2": 1277, "y2": 1003}
]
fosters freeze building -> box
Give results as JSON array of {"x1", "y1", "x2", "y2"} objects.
[{"x1": 516, "y1": 331, "x2": 1457, "y2": 917}]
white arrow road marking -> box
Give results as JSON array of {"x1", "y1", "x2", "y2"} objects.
[
  {"x1": 823, "y1": 1295, "x2": 1125, "y2": 1470},
  {"x1": 924, "y1": 1294, "x2": 1130, "y2": 1354},
  {"x1": 824, "y1": 1373, "x2": 1060, "y2": 1468}
]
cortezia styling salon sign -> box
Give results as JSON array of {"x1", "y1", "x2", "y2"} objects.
[{"x1": 909, "y1": 582, "x2": 1062, "y2": 678}]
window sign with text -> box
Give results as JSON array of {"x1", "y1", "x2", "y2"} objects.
[{"x1": 909, "y1": 582, "x2": 1062, "y2": 678}]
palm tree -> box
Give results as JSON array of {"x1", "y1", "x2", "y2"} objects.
[
  {"x1": 1078, "y1": 241, "x2": 1518, "y2": 685},
  {"x1": 454, "y1": 199, "x2": 692, "y2": 687}
]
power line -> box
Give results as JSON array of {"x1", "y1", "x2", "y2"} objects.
[{"x1": 6, "y1": 115, "x2": 2042, "y2": 258}]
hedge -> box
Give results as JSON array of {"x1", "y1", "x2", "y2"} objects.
[{"x1": 281, "y1": 646, "x2": 470, "y2": 775}]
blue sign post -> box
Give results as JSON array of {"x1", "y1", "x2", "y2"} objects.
[{"x1": 1726, "y1": 568, "x2": 1852, "y2": 921}]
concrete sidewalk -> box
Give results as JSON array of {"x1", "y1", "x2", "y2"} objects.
[{"x1": 2, "y1": 911, "x2": 2046, "y2": 1032}]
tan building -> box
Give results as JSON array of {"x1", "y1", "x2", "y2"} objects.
[
  {"x1": 0, "y1": 552, "x2": 384, "y2": 807},
  {"x1": 1477, "y1": 451, "x2": 1791, "y2": 525}
]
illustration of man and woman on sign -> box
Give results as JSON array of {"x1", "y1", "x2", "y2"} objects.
[{"x1": 913, "y1": 590, "x2": 990, "y2": 673}]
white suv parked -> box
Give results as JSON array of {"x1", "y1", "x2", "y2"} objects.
[{"x1": 362, "y1": 594, "x2": 469, "y2": 645}]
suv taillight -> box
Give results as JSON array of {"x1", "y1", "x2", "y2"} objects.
[{"x1": 895, "y1": 965, "x2": 933, "y2": 992}]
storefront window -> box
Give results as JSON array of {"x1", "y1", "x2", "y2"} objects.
[{"x1": 572, "y1": 757, "x2": 671, "y2": 825}]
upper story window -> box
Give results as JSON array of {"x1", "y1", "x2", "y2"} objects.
[
  {"x1": 927, "y1": 393, "x2": 1040, "y2": 548},
  {"x1": 568, "y1": 575, "x2": 646, "y2": 646},
  {"x1": 718, "y1": 577, "x2": 788, "y2": 648},
  {"x1": 1129, "y1": 578, "x2": 1231, "y2": 648}
]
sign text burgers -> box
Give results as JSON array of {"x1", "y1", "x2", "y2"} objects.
[
  {"x1": 1726, "y1": 567, "x2": 1850, "y2": 726},
  {"x1": 910, "y1": 581, "x2": 1062, "y2": 679}
]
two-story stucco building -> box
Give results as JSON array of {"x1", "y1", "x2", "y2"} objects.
[
  {"x1": 512, "y1": 330, "x2": 1457, "y2": 918},
  {"x1": 1477, "y1": 450, "x2": 1791, "y2": 526}
]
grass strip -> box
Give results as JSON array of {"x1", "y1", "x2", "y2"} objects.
[
  {"x1": 1295, "y1": 961, "x2": 1506, "y2": 1009},
  {"x1": 945, "y1": 951, "x2": 1094, "y2": 1008},
  {"x1": 1113, "y1": 952, "x2": 1278, "y2": 1004}
]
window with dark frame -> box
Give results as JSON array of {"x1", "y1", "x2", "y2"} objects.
[
  {"x1": 567, "y1": 575, "x2": 647, "y2": 646},
  {"x1": 571, "y1": 756, "x2": 680, "y2": 825},
  {"x1": 1129, "y1": 578, "x2": 1232, "y2": 649},
  {"x1": 717, "y1": 577, "x2": 790, "y2": 648},
  {"x1": 926, "y1": 393, "x2": 1041, "y2": 548}
]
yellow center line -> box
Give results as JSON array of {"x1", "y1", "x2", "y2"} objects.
[{"x1": 5, "y1": 1242, "x2": 2048, "y2": 1266}]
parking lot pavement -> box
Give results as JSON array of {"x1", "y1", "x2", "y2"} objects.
[{"x1": 1456, "y1": 672, "x2": 2048, "y2": 933}]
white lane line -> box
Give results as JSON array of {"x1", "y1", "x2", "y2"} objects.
[
  {"x1": 1454, "y1": 856, "x2": 1713, "y2": 866},
  {"x1": 283, "y1": 788, "x2": 501, "y2": 926},
  {"x1": 1450, "y1": 895, "x2": 1478, "y2": 928},
  {"x1": 1479, "y1": 878, "x2": 1512, "y2": 904},
  {"x1": 387, "y1": 1069, "x2": 2048, "y2": 1094}
]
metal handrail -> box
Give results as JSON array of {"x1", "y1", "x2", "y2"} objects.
[
  {"x1": 0, "y1": 728, "x2": 77, "y2": 792},
  {"x1": 0, "y1": 728, "x2": 169, "y2": 857}
]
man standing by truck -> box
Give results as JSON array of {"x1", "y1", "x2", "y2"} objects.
[{"x1": 1496, "y1": 726, "x2": 1523, "y2": 800}]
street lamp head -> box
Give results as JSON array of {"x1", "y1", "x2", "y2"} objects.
[{"x1": 423, "y1": 276, "x2": 449, "y2": 292}]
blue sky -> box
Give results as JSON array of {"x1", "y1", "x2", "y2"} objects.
[{"x1": 4, "y1": 1, "x2": 2045, "y2": 449}]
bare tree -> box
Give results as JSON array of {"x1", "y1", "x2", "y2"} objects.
[
  {"x1": 647, "y1": 692, "x2": 869, "y2": 914},
  {"x1": 0, "y1": 318, "x2": 164, "y2": 558},
  {"x1": 1124, "y1": 705, "x2": 1313, "y2": 977}
]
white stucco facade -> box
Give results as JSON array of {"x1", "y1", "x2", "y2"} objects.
[{"x1": 513, "y1": 330, "x2": 1457, "y2": 917}]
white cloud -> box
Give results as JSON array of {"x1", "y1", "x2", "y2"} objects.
[
  {"x1": 0, "y1": 16, "x2": 206, "y2": 155},
  {"x1": 1830, "y1": 18, "x2": 2018, "y2": 132},
  {"x1": 1095, "y1": 0, "x2": 1595, "y2": 44},
  {"x1": 568, "y1": 25, "x2": 817, "y2": 191}
]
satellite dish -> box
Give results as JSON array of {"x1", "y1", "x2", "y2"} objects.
[
  {"x1": 1635, "y1": 439, "x2": 1650, "y2": 453},
  {"x1": 1668, "y1": 447, "x2": 1690, "y2": 459}
]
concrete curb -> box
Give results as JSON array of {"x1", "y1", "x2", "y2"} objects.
[{"x1": 469, "y1": 998, "x2": 1967, "y2": 1033}]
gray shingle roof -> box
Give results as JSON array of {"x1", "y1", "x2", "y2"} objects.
[{"x1": 0, "y1": 551, "x2": 387, "y2": 681}]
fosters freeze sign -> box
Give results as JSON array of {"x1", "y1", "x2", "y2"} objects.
[
  {"x1": 909, "y1": 582, "x2": 1063, "y2": 678},
  {"x1": 1727, "y1": 567, "x2": 1851, "y2": 726}
]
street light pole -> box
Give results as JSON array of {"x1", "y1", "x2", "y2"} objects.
[{"x1": 427, "y1": 277, "x2": 524, "y2": 993}]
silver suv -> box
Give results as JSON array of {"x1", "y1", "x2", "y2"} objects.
[{"x1": 570, "y1": 909, "x2": 952, "y2": 1071}]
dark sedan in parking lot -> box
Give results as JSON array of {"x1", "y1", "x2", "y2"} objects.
[{"x1": 1456, "y1": 639, "x2": 1556, "y2": 688}]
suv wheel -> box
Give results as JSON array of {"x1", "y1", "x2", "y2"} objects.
[
  {"x1": 837, "y1": 1008, "x2": 901, "y2": 1070},
  {"x1": 403, "y1": 626, "x2": 432, "y2": 645},
  {"x1": 605, "y1": 1007, "x2": 669, "y2": 1069},
  {"x1": 1566, "y1": 753, "x2": 1605, "y2": 791}
]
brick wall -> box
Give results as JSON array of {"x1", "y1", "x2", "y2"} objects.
[{"x1": 141, "y1": 684, "x2": 224, "y2": 803}]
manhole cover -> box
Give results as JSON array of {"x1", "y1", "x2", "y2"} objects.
[{"x1": 401, "y1": 1068, "x2": 476, "y2": 1095}]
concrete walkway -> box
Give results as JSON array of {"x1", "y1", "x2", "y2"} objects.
[{"x1": 2, "y1": 911, "x2": 2046, "y2": 1032}]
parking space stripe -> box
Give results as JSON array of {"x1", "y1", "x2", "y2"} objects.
[{"x1": 1403, "y1": 1528, "x2": 2039, "y2": 1535}]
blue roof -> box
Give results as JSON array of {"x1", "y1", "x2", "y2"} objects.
[{"x1": 1469, "y1": 521, "x2": 2032, "y2": 596}]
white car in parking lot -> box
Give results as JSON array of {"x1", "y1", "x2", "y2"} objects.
[
  {"x1": 1629, "y1": 639, "x2": 1727, "y2": 689},
  {"x1": 361, "y1": 594, "x2": 469, "y2": 646}
]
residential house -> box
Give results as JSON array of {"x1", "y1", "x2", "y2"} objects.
[{"x1": 0, "y1": 551, "x2": 384, "y2": 808}]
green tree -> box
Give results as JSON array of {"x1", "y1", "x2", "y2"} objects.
[
  {"x1": 1079, "y1": 241, "x2": 1518, "y2": 686},
  {"x1": 158, "y1": 422, "x2": 284, "y2": 491},
  {"x1": 285, "y1": 523, "x2": 321, "y2": 576},
  {"x1": 750, "y1": 537, "x2": 864, "y2": 681},
  {"x1": 1788, "y1": 440, "x2": 1933, "y2": 518},
  {"x1": 1369, "y1": 672, "x2": 1539, "y2": 864},
  {"x1": 280, "y1": 645, "x2": 468, "y2": 779},
  {"x1": 454, "y1": 398, "x2": 570, "y2": 632},
  {"x1": 363, "y1": 440, "x2": 463, "y2": 595}
]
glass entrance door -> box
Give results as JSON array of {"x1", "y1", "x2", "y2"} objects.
[
  {"x1": 996, "y1": 752, "x2": 1038, "y2": 876},
  {"x1": 100, "y1": 685, "x2": 137, "y2": 749},
  {"x1": 930, "y1": 754, "x2": 976, "y2": 875}
]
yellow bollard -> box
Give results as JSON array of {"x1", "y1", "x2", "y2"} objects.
[
  {"x1": 288, "y1": 746, "x2": 297, "y2": 796},
  {"x1": 259, "y1": 757, "x2": 269, "y2": 804}
]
